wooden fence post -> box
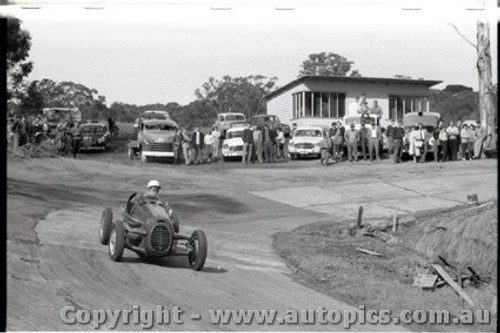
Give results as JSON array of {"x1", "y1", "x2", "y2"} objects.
[{"x1": 357, "y1": 206, "x2": 363, "y2": 229}]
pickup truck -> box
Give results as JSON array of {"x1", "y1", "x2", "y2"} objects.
[{"x1": 128, "y1": 118, "x2": 179, "y2": 162}]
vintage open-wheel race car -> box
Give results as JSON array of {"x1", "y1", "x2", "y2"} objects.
[{"x1": 99, "y1": 192, "x2": 207, "y2": 271}]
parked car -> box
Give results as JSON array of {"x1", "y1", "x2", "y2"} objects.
[
  {"x1": 249, "y1": 114, "x2": 291, "y2": 136},
  {"x1": 79, "y1": 122, "x2": 111, "y2": 151},
  {"x1": 42, "y1": 107, "x2": 82, "y2": 130},
  {"x1": 213, "y1": 112, "x2": 246, "y2": 138},
  {"x1": 128, "y1": 118, "x2": 179, "y2": 162},
  {"x1": 402, "y1": 111, "x2": 441, "y2": 155},
  {"x1": 222, "y1": 126, "x2": 246, "y2": 161},
  {"x1": 99, "y1": 192, "x2": 207, "y2": 270},
  {"x1": 288, "y1": 126, "x2": 327, "y2": 159}
]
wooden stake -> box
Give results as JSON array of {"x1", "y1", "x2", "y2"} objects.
[
  {"x1": 357, "y1": 206, "x2": 363, "y2": 229},
  {"x1": 392, "y1": 211, "x2": 398, "y2": 233}
]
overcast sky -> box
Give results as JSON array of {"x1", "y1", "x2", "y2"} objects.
[{"x1": 2, "y1": 4, "x2": 498, "y2": 106}]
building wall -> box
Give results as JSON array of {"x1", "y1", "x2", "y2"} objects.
[
  {"x1": 266, "y1": 84, "x2": 304, "y2": 126},
  {"x1": 267, "y1": 79, "x2": 433, "y2": 128}
]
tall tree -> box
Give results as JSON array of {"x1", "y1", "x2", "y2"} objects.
[
  {"x1": 20, "y1": 79, "x2": 107, "y2": 119},
  {"x1": 298, "y1": 52, "x2": 361, "y2": 77},
  {"x1": 195, "y1": 75, "x2": 278, "y2": 119},
  {"x1": 476, "y1": 20, "x2": 495, "y2": 134},
  {"x1": 6, "y1": 16, "x2": 33, "y2": 102},
  {"x1": 447, "y1": 17, "x2": 496, "y2": 134}
]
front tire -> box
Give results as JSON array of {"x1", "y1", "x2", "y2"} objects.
[
  {"x1": 100, "y1": 208, "x2": 113, "y2": 245},
  {"x1": 171, "y1": 215, "x2": 180, "y2": 233},
  {"x1": 188, "y1": 230, "x2": 207, "y2": 271},
  {"x1": 109, "y1": 220, "x2": 125, "y2": 262}
]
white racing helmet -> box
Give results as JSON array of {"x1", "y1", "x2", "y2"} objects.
[{"x1": 147, "y1": 180, "x2": 161, "y2": 189}]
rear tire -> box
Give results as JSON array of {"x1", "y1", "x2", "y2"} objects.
[
  {"x1": 188, "y1": 230, "x2": 207, "y2": 271},
  {"x1": 99, "y1": 208, "x2": 113, "y2": 245},
  {"x1": 109, "y1": 220, "x2": 125, "y2": 262}
]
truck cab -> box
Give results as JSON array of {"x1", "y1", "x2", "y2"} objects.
[{"x1": 128, "y1": 118, "x2": 179, "y2": 162}]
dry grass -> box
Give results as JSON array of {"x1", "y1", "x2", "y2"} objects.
[{"x1": 273, "y1": 204, "x2": 497, "y2": 332}]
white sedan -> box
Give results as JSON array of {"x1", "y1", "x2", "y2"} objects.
[
  {"x1": 222, "y1": 127, "x2": 245, "y2": 161},
  {"x1": 288, "y1": 126, "x2": 325, "y2": 159}
]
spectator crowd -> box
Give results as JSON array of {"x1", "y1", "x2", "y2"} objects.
[
  {"x1": 168, "y1": 118, "x2": 497, "y2": 166},
  {"x1": 7, "y1": 111, "x2": 497, "y2": 165},
  {"x1": 7, "y1": 114, "x2": 119, "y2": 159}
]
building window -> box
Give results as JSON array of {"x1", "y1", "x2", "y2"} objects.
[
  {"x1": 388, "y1": 95, "x2": 429, "y2": 121},
  {"x1": 304, "y1": 92, "x2": 312, "y2": 117},
  {"x1": 292, "y1": 91, "x2": 346, "y2": 119},
  {"x1": 321, "y1": 93, "x2": 329, "y2": 117}
]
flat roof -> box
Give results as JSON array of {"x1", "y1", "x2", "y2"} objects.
[{"x1": 265, "y1": 75, "x2": 442, "y2": 100}]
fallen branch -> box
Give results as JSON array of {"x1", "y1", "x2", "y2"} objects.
[{"x1": 355, "y1": 247, "x2": 384, "y2": 257}]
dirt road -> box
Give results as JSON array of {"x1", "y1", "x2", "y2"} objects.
[{"x1": 7, "y1": 154, "x2": 497, "y2": 331}]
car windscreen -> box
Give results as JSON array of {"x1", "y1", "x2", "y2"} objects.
[
  {"x1": 403, "y1": 115, "x2": 439, "y2": 129},
  {"x1": 225, "y1": 115, "x2": 245, "y2": 121},
  {"x1": 143, "y1": 113, "x2": 169, "y2": 120},
  {"x1": 404, "y1": 125, "x2": 436, "y2": 133},
  {"x1": 252, "y1": 116, "x2": 276, "y2": 124},
  {"x1": 345, "y1": 117, "x2": 376, "y2": 126},
  {"x1": 295, "y1": 129, "x2": 322, "y2": 137},
  {"x1": 227, "y1": 130, "x2": 244, "y2": 139},
  {"x1": 144, "y1": 124, "x2": 177, "y2": 131},
  {"x1": 81, "y1": 126, "x2": 105, "y2": 135}
]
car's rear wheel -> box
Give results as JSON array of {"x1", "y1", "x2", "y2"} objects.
[
  {"x1": 100, "y1": 208, "x2": 113, "y2": 245},
  {"x1": 109, "y1": 220, "x2": 125, "y2": 262},
  {"x1": 188, "y1": 230, "x2": 207, "y2": 271}
]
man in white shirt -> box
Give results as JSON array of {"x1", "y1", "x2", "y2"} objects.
[
  {"x1": 348, "y1": 96, "x2": 360, "y2": 117},
  {"x1": 211, "y1": 126, "x2": 221, "y2": 160},
  {"x1": 204, "y1": 131, "x2": 214, "y2": 163}
]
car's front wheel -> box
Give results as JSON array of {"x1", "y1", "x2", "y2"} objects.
[
  {"x1": 100, "y1": 208, "x2": 113, "y2": 245},
  {"x1": 109, "y1": 220, "x2": 125, "y2": 262},
  {"x1": 188, "y1": 230, "x2": 207, "y2": 271}
]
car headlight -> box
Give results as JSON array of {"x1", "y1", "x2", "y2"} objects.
[
  {"x1": 315, "y1": 142, "x2": 321, "y2": 147},
  {"x1": 289, "y1": 141, "x2": 295, "y2": 147},
  {"x1": 143, "y1": 140, "x2": 150, "y2": 145},
  {"x1": 223, "y1": 144, "x2": 228, "y2": 149}
]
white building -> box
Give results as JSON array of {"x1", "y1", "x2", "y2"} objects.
[{"x1": 265, "y1": 76, "x2": 442, "y2": 128}]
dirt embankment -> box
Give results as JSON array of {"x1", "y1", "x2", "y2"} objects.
[
  {"x1": 274, "y1": 203, "x2": 497, "y2": 332},
  {"x1": 401, "y1": 202, "x2": 497, "y2": 283}
]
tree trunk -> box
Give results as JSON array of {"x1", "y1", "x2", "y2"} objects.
[{"x1": 476, "y1": 20, "x2": 496, "y2": 135}]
